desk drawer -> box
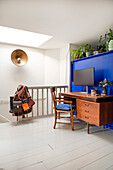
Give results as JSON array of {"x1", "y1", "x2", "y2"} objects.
[
  {"x1": 77, "y1": 109, "x2": 100, "y2": 126},
  {"x1": 77, "y1": 99, "x2": 100, "y2": 126},
  {"x1": 77, "y1": 99, "x2": 100, "y2": 116},
  {"x1": 77, "y1": 106, "x2": 99, "y2": 118}
]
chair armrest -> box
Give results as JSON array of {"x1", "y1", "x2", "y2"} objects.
[
  {"x1": 55, "y1": 99, "x2": 73, "y2": 104},
  {"x1": 55, "y1": 97, "x2": 64, "y2": 99}
]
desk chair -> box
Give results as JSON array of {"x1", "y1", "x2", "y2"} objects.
[{"x1": 50, "y1": 87, "x2": 76, "y2": 130}]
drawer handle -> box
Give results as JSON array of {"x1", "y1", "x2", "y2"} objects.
[
  {"x1": 85, "y1": 103, "x2": 89, "y2": 106},
  {"x1": 85, "y1": 116, "x2": 89, "y2": 119},
  {"x1": 85, "y1": 110, "x2": 89, "y2": 113}
]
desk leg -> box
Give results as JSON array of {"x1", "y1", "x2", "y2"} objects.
[
  {"x1": 87, "y1": 123, "x2": 89, "y2": 134},
  {"x1": 103, "y1": 125, "x2": 105, "y2": 129}
]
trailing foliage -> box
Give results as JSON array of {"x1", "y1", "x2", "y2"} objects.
[
  {"x1": 71, "y1": 28, "x2": 113, "y2": 62},
  {"x1": 98, "y1": 28, "x2": 113, "y2": 52},
  {"x1": 71, "y1": 44, "x2": 92, "y2": 61}
]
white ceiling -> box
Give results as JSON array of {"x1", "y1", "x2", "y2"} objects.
[{"x1": 0, "y1": 0, "x2": 113, "y2": 49}]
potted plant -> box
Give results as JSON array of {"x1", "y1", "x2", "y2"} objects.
[
  {"x1": 97, "y1": 43, "x2": 106, "y2": 53},
  {"x1": 83, "y1": 44, "x2": 92, "y2": 57},
  {"x1": 98, "y1": 78, "x2": 112, "y2": 96},
  {"x1": 107, "y1": 29, "x2": 113, "y2": 51},
  {"x1": 98, "y1": 28, "x2": 113, "y2": 52},
  {"x1": 71, "y1": 46, "x2": 84, "y2": 61},
  {"x1": 93, "y1": 86, "x2": 98, "y2": 94}
]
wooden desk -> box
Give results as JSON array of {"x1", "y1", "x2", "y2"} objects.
[{"x1": 59, "y1": 92, "x2": 113, "y2": 134}]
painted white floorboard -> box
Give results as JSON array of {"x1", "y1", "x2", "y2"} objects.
[
  {"x1": 17, "y1": 162, "x2": 47, "y2": 170},
  {"x1": 107, "y1": 165, "x2": 113, "y2": 170},
  {"x1": 79, "y1": 152, "x2": 113, "y2": 170},
  {"x1": 0, "y1": 116, "x2": 113, "y2": 170},
  {"x1": 43, "y1": 139, "x2": 113, "y2": 169},
  {"x1": 0, "y1": 103, "x2": 16, "y2": 122}
]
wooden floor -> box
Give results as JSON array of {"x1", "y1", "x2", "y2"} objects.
[{"x1": 0, "y1": 116, "x2": 113, "y2": 170}]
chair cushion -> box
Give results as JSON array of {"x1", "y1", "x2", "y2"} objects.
[{"x1": 56, "y1": 103, "x2": 76, "y2": 111}]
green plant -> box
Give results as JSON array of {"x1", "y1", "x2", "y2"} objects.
[
  {"x1": 97, "y1": 44, "x2": 106, "y2": 53},
  {"x1": 83, "y1": 44, "x2": 91, "y2": 52},
  {"x1": 83, "y1": 44, "x2": 92, "y2": 57},
  {"x1": 93, "y1": 86, "x2": 98, "y2": 93},
  {"x1": 98, "y1": 78, "x2": 112, "y2": 87},
  {"x1": 98, "y1": 28, "x2": 113, "y2": 52},
  {"x1": 71, "y1": 46, "x2": 84, "y2": 61}
]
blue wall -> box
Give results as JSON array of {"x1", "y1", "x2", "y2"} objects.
[
  {"x1": 71, "y1": 51, "x2": 113, "y2": 94},
  {"x1": 71, "y1": 50, "x2": 113, "y2": 129}
]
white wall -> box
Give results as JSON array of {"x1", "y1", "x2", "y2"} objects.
[
  {"x1": 60, "y1": 44, "x2": 79, "y2": 91},
  {"x1": 59, "y1": 44, "x2": 81, "y2": 90},
  {"x1": 44, "y1": 49, "x2": 60, "y2": 85},
  {"x1": 0, "y1": 44, "x2": 62, "y2": 100},
  {"x1": 60, "y1": 44, "x2": 69, "y2": 85}
]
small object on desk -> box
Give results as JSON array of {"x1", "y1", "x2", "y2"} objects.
[
  {"x1": 91, "y1": 90, "x2": 95, "y2": 95},
  {"x1": 95, "y1": 94, "x2": 99, "y2": 96},
  {"x1": 93, "y1": 87, "x2": 98, "y2": 94},
  {"x1": 79, "y1": 92, "x2": 88, "y2": 94},
  {"x1": 101, "y1": 93, "x2": 106, "y2": 96}
]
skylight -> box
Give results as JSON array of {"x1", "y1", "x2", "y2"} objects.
[{"x1": 0, "y1": 26, "x2": 53, "y2": 48}]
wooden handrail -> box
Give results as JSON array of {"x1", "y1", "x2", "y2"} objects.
[
  {"x1": 27, "y1": 85, "x2": 68, "y2": 118},
  {"x1": 28, "y1": 85, "x2": 68, "y2": 89}
]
